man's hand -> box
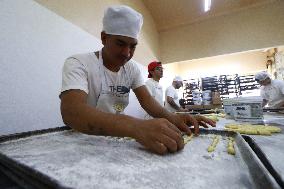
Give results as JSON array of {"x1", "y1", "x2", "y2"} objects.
[
  {"x1": 167, "y1": 114, "x2": 216, "y2": 135},
  {"x1": 133, "y1": 118, "x2": 184, "y2": 155}
]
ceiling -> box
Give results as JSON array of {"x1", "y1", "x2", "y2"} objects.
[{"x1": 142, "y1": 0, "x2": 278, "y2": 32}]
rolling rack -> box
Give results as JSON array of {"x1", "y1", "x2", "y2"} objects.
[
  {"x1": 182, "y1": 73, "x2": 261, "y2": 106},
  {"x1": 201, "y1": 76, "x2": 218, "y2": 92},
  {"x1": 182, "y1": 78, "x2": 200, "y2": 105},
  {"x1": 237, "y1": 74, "x2": 260, "y2": 95},
  {"x1": 218, "y1": 74, "x2": 239, "y2": 99}
]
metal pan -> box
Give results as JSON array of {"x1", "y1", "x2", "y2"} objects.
[
  {"x1": 0, "y1": 126, "x2": 71, "y2": 189},
  {"x1": 242, "y1": 135, "x2": 284, "y2": 189},
  {"x1": 241, "y1": 121, "x2": 284, "y2": 189},
  {"x1": 0, "y1": 128, "x2": 280, "y2": 189}
]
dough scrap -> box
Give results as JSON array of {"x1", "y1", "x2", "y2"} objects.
[{"x1": 183, "y1": 134, "x2": 194, "y2": 144}]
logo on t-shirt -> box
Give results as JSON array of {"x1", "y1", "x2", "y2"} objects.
[{"x1": 109, "y1": 85, "x2": 130, "y2": 95}]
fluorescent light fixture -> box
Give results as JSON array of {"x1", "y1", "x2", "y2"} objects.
[{"x1": 204, "y1": 0, "x2": 211, "y2": 12}]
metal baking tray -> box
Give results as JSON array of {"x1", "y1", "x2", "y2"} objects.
[
  {"x1": 0, "y1": 128, "x2": 280, "y2": 189},
  {"x1": 242, "y1": 122, "x2": 284, "y2": 189}
]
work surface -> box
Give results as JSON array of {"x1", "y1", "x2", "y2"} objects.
[
  {"x1": 0, "y1": 130, "x2": 268, "y2": 189},
  {"x1": 0, "y1": 113, "x2": 283, "y2": 189}
]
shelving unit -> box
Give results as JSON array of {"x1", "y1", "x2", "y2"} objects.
[
  {"x1": 182, "y1": 73, "x2": 260, "y2": 105},
  {"x1": 238, "y1": 74, "x2": 260, "y2": 95},
  {"x1": 218, "y1": 74, "x2": 239, "y2": 99},
  {"x1": 201, "y1": 76, "x2": 218, "y2": 92},
  {"x1": 182, "y1": 78, "x2": 200, "y2": 105}
]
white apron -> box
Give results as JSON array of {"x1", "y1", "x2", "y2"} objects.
[{"x1": 96, "y1": 51, "x2": 131, "y2": 114}]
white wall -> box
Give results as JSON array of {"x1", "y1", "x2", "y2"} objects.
[
  {"x1": 0, "y1": 0, "x2": 147, "y2": 135},
  {"x1": 160, "y1": 0, "x2": 284, "y2": 63}
]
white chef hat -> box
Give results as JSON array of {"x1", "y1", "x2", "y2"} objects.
[
  {"x1": 255, "y1": 71, "x2": 270, "y2": 81},
  {"x1": 173, "y1": 76, "x2": 183, "y2": 82},
  {"x1": 103, "y1": 5, "x2": 143, "y2": 39}
]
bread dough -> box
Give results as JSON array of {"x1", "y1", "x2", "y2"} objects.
[
  {"x1": 227, "y1": 146, "x2": 235, "y2": 155},
  {"x1": 183, "y1": 134, "x2": 193, "y2": 144},
  {"x1": 207, "y1": 146, "x2": 214, "y2": 152},
  {"x1": 225, "y1": 124, "x2": 281, "y2": 136},
  {"x1": 227, "y1": 137, "x2": 235, "y2": 155},
  {"x1": 207, "y1": 135, "x2": 220, "y2": 153}
]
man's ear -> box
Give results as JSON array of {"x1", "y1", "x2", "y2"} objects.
[{"x1": 101, "y1": 31, "x2": 107, "y2": 45}]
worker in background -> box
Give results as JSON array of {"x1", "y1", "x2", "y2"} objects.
[
  {"x1": 165, "y1": 76, "x2": 188, "y2": 112},
  {"x1": 255, "y1": 71, "x2": 284, "y2": 108},
  {"x1": 144, "y1": 61, "x2": 164, "y2": 119},
  {"x1": 60, "y1": 5, "x2": 215, "y2": 155}
]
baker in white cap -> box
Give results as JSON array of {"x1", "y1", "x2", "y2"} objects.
[
  {"x1": 255, "y1": 71, "x2": 284, "y2": 108},
  {"x1": 165, "y1": 76, "x2": 188, "y2": 113},
  {"x1": 60, "y1": 5, "x2": 215, "y2": 155}
]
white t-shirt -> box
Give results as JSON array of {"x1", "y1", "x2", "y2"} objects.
[
  {"x1": 61, "y1": 52, "x2": 144, "y2": 108},
  {"x1": 260, "y1": 79, "x2": 284, "y2": 108},
  {"x1": 164, "y1": 85, "x2": 180, "y2": 113},
  {"x1": 144, "y1": 78, "x2": 163, "y2": 119}
]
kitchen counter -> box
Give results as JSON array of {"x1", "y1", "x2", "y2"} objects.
[{"x1": 0, "y1": 113, "x2": 283, "y2": 189}]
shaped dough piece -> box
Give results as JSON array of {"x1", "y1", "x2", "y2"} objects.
[
  {"x1": 207, "y1": 135, "x2": 220, "y2": 152},
  {"x1": 207, "y1": 146, "x2": 215, "y2": 152},
  {"x1": 183, "y1": 134, "x2": 193, "y2": 144},
  {"x1": 227, "y1": 146, "x2": 235, "y2": 155},
  {"x1": 245, "y1": 129, "x2": 258, "y2": 135},
  {"x1": 265, "y1": 126, "x2": 281, "y2": 133},
  {"x1": 257, "y1": 130, "x2": 271, "y2": 136},
  {"x1": 227, "y1": 137, "x2": 235, "y2": 155},
  {"x1": 225, "y1": 125, "x2": 239, "y2": 129}
]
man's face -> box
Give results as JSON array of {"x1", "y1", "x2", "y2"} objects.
[
  {"x1": 101, "y1": 32, "x2": 138, "y2": 67},
  {"x1": 175, "y1": 81, "x2": 183, "y2": 89},
  {"x1": 258, "y1": 78, "x2": 271, "y2": 86},
  {"x1": 151, "y1": 66, "x2": 163, "y2": 79}
]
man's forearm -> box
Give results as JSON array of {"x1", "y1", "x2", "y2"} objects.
[
  {"x1": 274, "y1": 100, "x2": 284, "y2": 108},
  {"x1": 262, "y1": 99, "x2": 268, "y2": 107},
  {"x1": 61, "y1": 102, "x2": 140, "y2": 138},
  {"x1": 140, "y1": 96, "x2": 172, "y2": 119},
  {"x1": 167, "y1": 98, "x2": 180, "y2": 110}
]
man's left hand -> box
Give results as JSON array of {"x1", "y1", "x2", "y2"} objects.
[{"x1": 167, "y1": 114, "x2": 216, "y2": 135}]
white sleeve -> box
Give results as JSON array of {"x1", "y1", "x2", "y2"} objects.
[
  {"x1": 129, "y1": 62, "x2": 145, "y2": 90},
  {"x1": 145, "y1": 80, "x2": 154, "y2": 96},
  {"x1": 61, "y1": 57, "x2": 89, "y2": 94},
  {"x1": 166, "y1": 87, "x2": 176, "y2": 98}
]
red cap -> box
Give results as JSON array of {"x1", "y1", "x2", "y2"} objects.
[{"x1": 148, "y1": 61, "x2": 161, "y2": 78}]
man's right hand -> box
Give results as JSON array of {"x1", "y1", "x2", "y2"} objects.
[{"x1": 132, "y1": 118, "x2": 184, "y2": 155}]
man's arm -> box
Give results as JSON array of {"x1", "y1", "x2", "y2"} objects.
[
  {"x1": 60, "y1": 89, "x2": 184, "y2": 155},
  {"x1": 134, "y1": 86, "x2": 215, "y2": 135},
  {"x1": 166, "y1": 96, "x2": 187, "y2": 112},
  {"x1": 60, "y1": 89, "x2": 138, "y2": 137},
  {"x1": 262, "y1": 99, "x2": 268, "y2": 107},
  {"x1": 166, "y1": 96, "x2": 180, "y2": 111}
]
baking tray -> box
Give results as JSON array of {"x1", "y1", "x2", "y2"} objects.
[
  {"x1": 0, "y1": 126, "x2": 72, "y2": 189},
  {"x1": 243, "y1": 135, "x2": 284, "y2": 189},
  {"x1": 242, "y1": 122, "x2": 284, "y2": 189},
  {"x1": 0, "y1": 128, "x2": 280, "y2": 189}
]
